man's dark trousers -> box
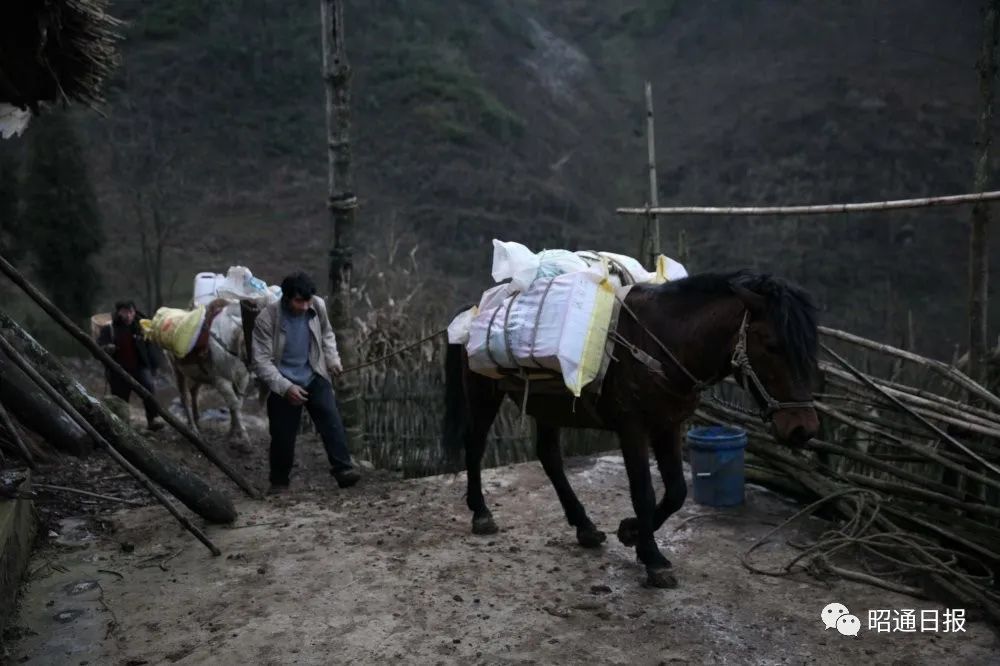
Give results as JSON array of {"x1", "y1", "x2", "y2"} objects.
[
  {"x1": 108, "y1": 367, "x2": 159, "y2": 424},
  {"x1": 267, "y1": 375, "x2": 353, "y2": 485}
]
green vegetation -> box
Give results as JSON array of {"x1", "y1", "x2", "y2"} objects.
[
  {"x1": 396, "y1": 57, "x2": 525, "y2": 143},
  {"x1": 55, "y1": 0, "x2": 994, "y2": 363},
  {"x1": 20, "y1": 112, "x2": 105, "y2": 326},
  {"x1": 617, "y1": 0, "x2": 681, "y2": 37},
  {"x1": 367, "y1": 42, "x2": 524, "y2": 144},
  {"x1": 132, "y1": 0, "x2": 212, "y2": 40}
]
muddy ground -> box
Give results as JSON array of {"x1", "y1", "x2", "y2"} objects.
[{"x1": 2, "y1": 367, "x2": 999, "y2": 665}]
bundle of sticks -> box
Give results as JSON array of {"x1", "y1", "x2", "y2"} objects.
[
  {"x1": 696, "y1": 326, "x2": 1000, "y2": 625},
  {"x1": 0, "y1": 0, "x2": 122, "y2": 111}
]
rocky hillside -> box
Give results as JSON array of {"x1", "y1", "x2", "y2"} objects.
[{"x1": 4, "y1": 0, "x2": 998, "y2": 357}]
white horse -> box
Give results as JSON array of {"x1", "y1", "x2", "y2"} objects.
[{"x1": 169, "y1": 300, "x2": 253, "y2": 445}]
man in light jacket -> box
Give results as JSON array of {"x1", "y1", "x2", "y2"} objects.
[{"x1": 251, "y1": 271, "x2": 360, "y2": 493}]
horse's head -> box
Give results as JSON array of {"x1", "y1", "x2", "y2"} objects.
[{"x1": 730, "y1": 274, "x2": 820, "y2": 446}]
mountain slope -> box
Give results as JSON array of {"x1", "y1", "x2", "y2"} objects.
[{"x1": 10, "y1": 0, "x2": 995, "y2": 356}]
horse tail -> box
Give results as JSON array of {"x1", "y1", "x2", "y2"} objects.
[{"x1": 441, "y1": 341, "x2": 469, "y2": 472}]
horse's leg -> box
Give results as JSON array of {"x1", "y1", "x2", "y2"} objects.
[
  {"x1": 228, "y1": 384, "x2": 249, "y2": 444},
  {"x1": 465, "y1": 381, "x2": 504, "y2": 535},
  {"x1": 213, "y1": 377, "x2": 249, "y2": 443},
  {"x1": 617, "y1": 424, "x2": 676, "y2": 589},
  {"x1": 651, "y1": 424, "x2": 686, "y2": 530},
  {"x1": 234, "y1": 395, "x2": 249, "y2": 443},
  {"x1": 190, "y1": 382, "x2": 201, "y2": 428},
  {"x1": 440, "y1": 343, "x2": 502, "y2": 535},
  {"x1": 618, "y1": 424, "x2": 686, "y2": 548},
  {"x1": 535, "y1": 424, "x2": 605, "y2": 548},
  {"x1": 231, "y1": 363, "x2": 250, "y2": 441},
  {"x1": 174, "y1": 362, "x2": 199, "y2": 434}
]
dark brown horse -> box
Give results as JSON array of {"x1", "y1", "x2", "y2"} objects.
[{"x1": 441, "y1": 270, "x2": 820, "y2": 588}]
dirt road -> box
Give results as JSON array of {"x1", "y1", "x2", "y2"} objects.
[{"x1": 6, "y1": 441, "x2": 997, "y2": 665}]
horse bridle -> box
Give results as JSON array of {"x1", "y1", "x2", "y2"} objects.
[
  {"x1": 614, "y1": 300, "x2": 814, "y2": 422},
  {"x1": 728, "y1": 311, "x2": 815, "y2": 420}
]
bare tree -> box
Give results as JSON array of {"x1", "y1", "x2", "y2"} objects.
[{"x1": 105, "y1": 76, "x2": 189, "y2": 312}]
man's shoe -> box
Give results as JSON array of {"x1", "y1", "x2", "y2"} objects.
[
  {"x1": 331, "y1": 468, "x2": 360, "y2": 488},
  {"x1": 267, "y1": 483, "x2": 290, "y2": 496}
]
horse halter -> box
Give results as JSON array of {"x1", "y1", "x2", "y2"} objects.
[
  {"x1": 728, "y1": 311, "x2": 815, "y2": 421},
  {"x1": 614, "y1": 298, "x2": 814, "y2": 422}
]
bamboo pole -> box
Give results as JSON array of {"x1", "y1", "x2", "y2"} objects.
[
  {"x1": 843, "y1": 472, "x2": 1000, "y2": 520},
  {"x1": 819, "y1": 370, "x2": 1000, "y2": 438},
  {"x1": 819, "y1": 382, "x2": 1000, "y2": 463},
  {"x1": 692, "y1": 408, "x2": 1000, "y2": 619},
  {"x1": 702, "y1": 391, "x2": 1000, "y2": 491},
  {"x1": 644, "y1": 80, "x2": 660, "y2": 268},
  {"x1": 0, "y1": 333, "x2": 221, "y2": 556},
  {"x1": 905, "y1": 404, "x2": 1000, "y2": 440},
  {"x1": 616, "y1": 189, "x2": 1000, "y2": 216},
  {"x1": 744, "y1": 465, "x2": 811, "y2": 500},
  {"x1": 0, "y1": 312, "x2": 238, "y2": 523},
  {"x1": 819, "y1": 378, "x2": 980, "y2": 444},
  {"x1": 886, "y1": 502, "x2": 1000, "y2": 560},
  {"x1": 822, "y1": 342, "x2": 1000, "y2": 476},
  {"x1": 814, "y1": 401, "x2": 1000, "y2": 492},
  {"x1": 968, "y1": 0, "x2": 1000, "y2": 386},
  {"x1": 712, "y1": 364, "x2": 997, "y2": 618},
  {"x1": 820, "y1": 364, "x2": 1000, "y2": 428},
  {"x1": 320, "y1": 0, "x2": 364, "y2": 451},
  {"x1": 746, "y1": 442, "x2": 1000, "y2": 618},
  {"x1": 722, "y1": 369, "x2": 1000, "y2": 436},
  {"x1": 804, "y1": 436, "x2": 968, "y2": 498},
  {"x1": 0, "y1": 349, "x2": 90, "y2": 455},
  {"x1": 818, "y1": 326, "x2": 1000, "y2": 410},
  {"x1": 34, "y1": 483, "x2": 144, "y2": 506},
  {"x1": 0, "y1": 253, "x2": 260, "y2": 499},
  {"x1": 869, "y1": 374, "x2": 1000, "y2": 424},
  {"x1": 0, "y1": 397, "x2": 35, "y2": 469}
]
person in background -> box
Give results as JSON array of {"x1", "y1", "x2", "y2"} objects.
[
  {"x1": 251, "y1": 271, "x2": 360, "y2": 494},
  {"x1": 97, "y1": 300, "x2": 164, "y2": 431}
]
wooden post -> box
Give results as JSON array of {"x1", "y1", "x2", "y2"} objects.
[
  {"x1": 969, "y1": 0, "x2": 1000, "y2": 387},
  {"x1": 0, "y1": 312, "x2": 238, "y2": 527},
  {"x1": 320, "y1": 0, "x2": 363, "y2": 449},
  {"x1": 0, "y1": 351, "x2": 90, "y2": 456},
  {"x1": 0, "y1": 252, "x2": 261, "y2": 499},
  {"x1": 677, "y1": 229, "x2": 689, "y2": 268},
  {"x1": 616, "y1": 189, "x2": 1000, "y2": 216},
  {"x1": 0, "y1": 400, "x2": 34, "y2": 469},
  {"x1": 0, "y1": 330, "x2": 227, "y2": 554},
  {"x1": 644, "y1": 81, "x2": 660, "y2": 268}
]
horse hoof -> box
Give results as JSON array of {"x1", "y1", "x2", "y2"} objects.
[
  {"x1": 472, "y1": 513, "x2": 499, "y2": 535},
  {"x1": 616, "y1": 518, "x2": 639, "y2": 547},
  {"x1": 645, "y1": 567, "x2": 678, "y2": 589},
  {"x1": 576, "y1": 525, "x2": 607, "y2": 548}
]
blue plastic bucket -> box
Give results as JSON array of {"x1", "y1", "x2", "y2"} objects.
[{"x1": 687, "y1": 425, "x2": 748, "y2": 507}]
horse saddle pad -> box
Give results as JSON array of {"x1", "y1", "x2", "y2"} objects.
[{"x1": 177, "y1": 298, "x2": 231, "y2": 364}]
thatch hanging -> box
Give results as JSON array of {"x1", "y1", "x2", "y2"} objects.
[{"x1": 0, "y1": 0, "x2": 123, "y2": 113}]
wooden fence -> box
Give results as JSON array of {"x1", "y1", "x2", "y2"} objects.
[{"x1": 352, "y1": 335, "x2": 614, "y2": 478}]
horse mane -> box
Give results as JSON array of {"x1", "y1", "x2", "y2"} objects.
[{"x1": 652, "y1": 270, "x2": 819, "y2": 380}]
